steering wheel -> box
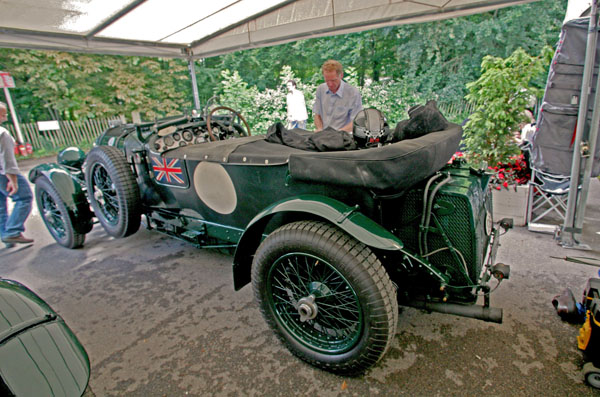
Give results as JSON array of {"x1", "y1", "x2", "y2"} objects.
[{"x1": 206, "y1": 106, "x2": 251, "y2": 142}]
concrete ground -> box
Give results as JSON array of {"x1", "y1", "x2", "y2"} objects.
[{"x1": 1, "y1": 157, "x2": 600, "y2": 396}]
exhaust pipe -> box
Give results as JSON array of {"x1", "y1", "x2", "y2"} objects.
[{"x1": 401, "y1": 300, "x2": 503, "y2": 323}]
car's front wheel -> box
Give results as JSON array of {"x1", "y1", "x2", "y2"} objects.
[
  {"x1": 35, "y1": 177, "x2": 85, "y2": 248},
  {"x1": 84, "y1": 146, "x2": 141, "y2": 238},
  {"x1": 252, "y1": 220, "x2": 397, "y2": 375}
]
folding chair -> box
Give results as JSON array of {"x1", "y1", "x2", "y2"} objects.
[{"x1": 526, "y1": 168, "x2": 572, "y2": 234}]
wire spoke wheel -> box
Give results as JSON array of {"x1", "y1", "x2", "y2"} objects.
[
  {"x1": 35, "y1": 177, "x2": 86, "y2": 248},
  {"x1": 91, "y1": 163, "x2": 119, "y2": 224},
  {"x1": 268, "y1": 253, "x2": 363, "y2": 353},
  {"x1": 40, "y1": 189, "x2": 66, "y2": 238},
  {"x1": 252, "y1": 220, "x2": 397, "y2": 375}
]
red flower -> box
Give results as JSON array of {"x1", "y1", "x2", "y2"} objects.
[{"x1": 488, "y1": 153, "x2": 531, "y2": 189}]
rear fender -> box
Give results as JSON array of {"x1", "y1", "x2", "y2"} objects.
[
  {"x1": 232, "y1": 194, "x2": 403, "y2": 290},
  {"x1": 28, "y1": 164, "x2": 93, "y2": 234}
]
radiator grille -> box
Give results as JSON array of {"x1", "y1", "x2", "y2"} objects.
[{"x1": 388, "y1": 168, "x2": 491, "y2": 288}]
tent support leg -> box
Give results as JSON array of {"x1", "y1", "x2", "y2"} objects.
[
  {"x1": 560, "y1": 0, "x2": 599, "y2": 250},
  {"x1": 188, "y1": 57, "x2": 200, "y2": 111}
]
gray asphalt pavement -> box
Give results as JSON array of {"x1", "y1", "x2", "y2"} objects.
[{"x1": 1, "y1": 156, "x2": 600, "y2": 396}]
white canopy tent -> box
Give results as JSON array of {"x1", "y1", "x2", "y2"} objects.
[
  {"x1": 0, "y1": 0, "x2": 541, "y2": 112},
  {"x1": 0, "y1": 0, "x2": 536, "y2": 59}
]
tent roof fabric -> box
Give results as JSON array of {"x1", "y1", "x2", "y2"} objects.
[{"x1": 0, "y1": 0, "x2": 536, "y2": 59}]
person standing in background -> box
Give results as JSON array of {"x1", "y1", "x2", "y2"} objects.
[
  {"x1": 286, "y1": 80, "x2": 308, "y2": 129},
  {"x1": 0, "y1": 102, "x2": 33, "y2": 246}
]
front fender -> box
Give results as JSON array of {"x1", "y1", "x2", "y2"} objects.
[
  {"x1": 28, "y1": 164, "x2": 93, "y2": 234},
  {"x1": 232, "y1": 194, "x2": 403, "y2": 290}
]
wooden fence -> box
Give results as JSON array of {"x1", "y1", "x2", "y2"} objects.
[
  {"x1": 438, "y1": 101, "x2": 475, "y2": 123},
  {"x1": 3, "y1": 100, "x2": 476, "y2": 152},
  {"x1": 3, "y1": 117, "x2": 119, "y2": 151}
]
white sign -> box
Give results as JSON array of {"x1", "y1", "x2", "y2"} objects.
[
  {"x1": 37, "y1": 120, "x2": 61, "y2": 131},
  {"x1": 0, "y1": 72, "x2": 15, "y2": 88}
]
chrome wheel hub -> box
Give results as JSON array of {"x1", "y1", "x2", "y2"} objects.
[{"x1": 297, "y1": 294, "x2": 318, "y2": 322}]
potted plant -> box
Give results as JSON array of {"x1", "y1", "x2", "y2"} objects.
[
  {"x1": 461, "y1": 47, "x2": 553, "y2": 225},
  {"x1": 487, "y1": 153, "x2": 531, "y2": 225}
]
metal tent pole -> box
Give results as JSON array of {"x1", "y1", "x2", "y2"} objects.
[
  {"x1": 574, "y1": 59, "x2": 600, "y2": 239},
  {"x1": 188, "y1": 57, "x2": 201, "y2": 111},
  {"x1": 560, "y1": 0, "x2": 599, "y2": 249}
]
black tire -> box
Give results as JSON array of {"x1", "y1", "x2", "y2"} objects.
[
  {"x1": 584, "y1": 362, "x2": 600, "y2": 389},
  {"x1": 252, "y1": 220, "x2": 398, "y2": 375},
  {"x1": 84, "y1": 146, "x2": 141, "y2": 238},
  {"x1": 35, "y1": 177, "x2": 85, "y2": 249}
]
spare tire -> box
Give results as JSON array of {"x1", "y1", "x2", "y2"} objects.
[{"x1": 84, "y1": 146, "x2": 141, "y2": 238}]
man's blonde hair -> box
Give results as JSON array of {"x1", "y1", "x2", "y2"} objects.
[{"x1": 322, "y1": 60, "x2": 343, "y2": 75}]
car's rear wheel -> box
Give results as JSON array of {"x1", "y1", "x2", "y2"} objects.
[
  {"x1": 35, "y1": 177, "x2": 85, "y2": 248},
  {"x1": 252, "y1": 220, "x2": 397, "y2": 375},
  {"x1": 84, "y1": 146, "x2": 141, "y2": 238}
]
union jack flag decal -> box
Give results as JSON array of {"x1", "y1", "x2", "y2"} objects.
[{"x1": 151, "y1": 155, "x2": 188, "y2": 187}]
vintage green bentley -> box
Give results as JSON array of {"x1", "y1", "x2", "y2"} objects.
[{"x1": 29, "y1": 105, "x2": 511, "y2": 375}]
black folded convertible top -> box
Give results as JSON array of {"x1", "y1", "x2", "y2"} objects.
[
  {"x1": 166, "y1": 123, "x2": 462, "y2": 192},
  {"x1": 287, "y1": 123, "x2": 462, "y2": 191}
]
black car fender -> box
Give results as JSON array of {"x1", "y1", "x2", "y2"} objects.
[
  {"x1": 232, "y1": 194, "x2": 404, "y2": 290},
  {"x1": 28, "y1": 164, "x2": 94, "y2": 235},
  {"x1": 0, "y1": 278, "x2": 90, "y2": 396}
]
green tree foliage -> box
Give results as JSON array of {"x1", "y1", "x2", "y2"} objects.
[
  {"x1": 0, "y1": 0, "x2": 565, "y2": 126},
  {"x1": 462, "y1": 47, "x2": 554, "y2": 167},
  {"x1": 103, "y1": 56, "x2": 190, "y2": 120},
  {"x1": 0, "y1": 50, "x2": 107, "y2": 121},
  {"x1": 204, "y1": 0, "x2": 565, "y2": 104},
  {"x1": 0, "y1": 50, "x2": 191, "y2": 121}
]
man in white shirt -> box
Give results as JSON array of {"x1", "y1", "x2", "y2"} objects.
[
  {"x1": 286, "y1": 80, "x2": 308, "y2": 129},
  {"x1": 0, "y1": 102, "x2": 33, "y2": 246}
]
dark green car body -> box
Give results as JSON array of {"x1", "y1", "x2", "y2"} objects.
[
  {"x1": 28, "y1": 110, "x2": 510, "y2": 374},
  {"x1": 0, "y1": 279, "x2": 90, "y2": 397}
]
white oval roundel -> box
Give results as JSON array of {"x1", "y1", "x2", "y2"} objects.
[{"x1": 193, "y1": 162, "x2": 237, "y2": 214}]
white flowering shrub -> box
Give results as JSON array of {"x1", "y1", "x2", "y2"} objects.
[
  {"x1": 217, "y1": 66, "x2": 318, "y2": 134},
  {"x1": 252, "y1": 87, "x2": 287, "y2": 133},
  {"x1": 215, "y1": 66, "x2": 468, "y2": 134}
]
